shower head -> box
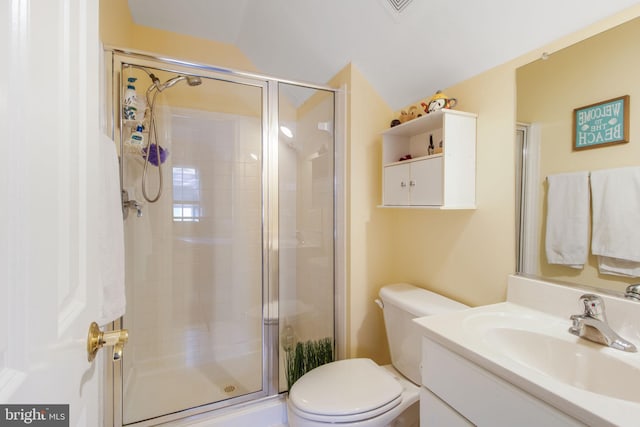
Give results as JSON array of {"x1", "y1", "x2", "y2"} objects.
[
  {"x1": 124, "y1": 65, "x2": 202, "y2": 92},
  {"x1": 155, "y1": 75, "x2": 202, "y2": 92},
  {"x1": 186, "y1": 76, "x2": 202, "y2": 86}
]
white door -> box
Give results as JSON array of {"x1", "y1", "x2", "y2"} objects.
[{"x1": 1, "y1": 1, "x2": 105, "y2": 425}]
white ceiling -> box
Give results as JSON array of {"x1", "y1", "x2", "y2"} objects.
[{"x1": 127, "y1": 0, "x2": 638, "y2": 110}]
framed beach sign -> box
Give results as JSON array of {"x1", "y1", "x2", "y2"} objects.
[{"x1": 573, "y1": 95, "x2": 629, "y2": 150}]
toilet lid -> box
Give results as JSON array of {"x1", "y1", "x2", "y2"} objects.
[{"x1": 289, "y1": 358, "x2": 403, "y2": 422}]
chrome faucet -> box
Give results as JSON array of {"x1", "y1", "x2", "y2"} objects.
[
  {"x1": 569, "y1": 294, "x2": 637, "y2": 352},
  {"x1": 122, "y1": 189, "x2": 143, "y2": 219}
]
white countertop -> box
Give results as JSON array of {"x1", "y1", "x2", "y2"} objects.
[{"x1": 414, "y1": 274, "x2": 640, "y2": 426}]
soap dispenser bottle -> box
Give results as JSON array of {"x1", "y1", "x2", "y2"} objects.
[
  {"x1": 123, "y1": 77, "x2": 139, "y2": 121},
  {"x1": 130, "y1": 124, "x2": 145, "y2": 147}
]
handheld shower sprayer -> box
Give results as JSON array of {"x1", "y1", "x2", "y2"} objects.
[
  {"x1": 124, "y1": 64, "x2": 201, "y2": 94},
  {"x1": 142, "y1": 73, "x2": 202, "y2": 203},
  {"x1": 151, "y1": 75, "x2": 202, "y2": 92},
  {"x1": 122, "y1": 64, "x2": 203, "y2": 206}
]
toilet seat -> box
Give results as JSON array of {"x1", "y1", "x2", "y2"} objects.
[{"x1": 288, "y1": 358, "x2": 403, "y2": 423}]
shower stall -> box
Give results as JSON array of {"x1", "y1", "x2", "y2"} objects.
[{"x1": 106, "y1": 50, "x2": 343, "y2": 426}]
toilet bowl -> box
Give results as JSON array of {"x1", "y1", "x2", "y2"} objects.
[{"x1": 286, "y1": 283, "x2": 468, "y2": 427}]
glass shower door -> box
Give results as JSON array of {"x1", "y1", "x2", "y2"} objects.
[
  {"x1": 118, "y1": 61, "x2": 266, "y2": 425},
  {"x1": 278, "y1": 83, "x2": 335, "y2": 391}
]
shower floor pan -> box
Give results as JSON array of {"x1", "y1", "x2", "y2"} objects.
[{"x1": 123, "y1": 351, "x2": 262, "y2": 425}]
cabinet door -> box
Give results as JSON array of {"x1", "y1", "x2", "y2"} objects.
[
  {"x1": 384, "y1": 163, "x2": 410, "y2": 205},
  {"x1": 410, "y1": 157, "x2": 443, "y2": 206},
  {"x1": 422, "y1": 338, "x2": 584, "y2": 426},
  {"x1": 421, "y1": 388, "x2": 474, "y2": 426}
]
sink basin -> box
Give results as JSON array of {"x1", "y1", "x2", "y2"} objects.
[
  {"x1": 484, "y1": 327, "x2": 640, "y2": 403},
  {"x1": 451, "y1": 306, "x2": 640, "y2": 405}
]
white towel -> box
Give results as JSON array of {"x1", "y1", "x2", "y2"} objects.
[
  {"x1": 96, "y1": 134, "x2": 126, "y2": 324},
  {"x1": 545, "y1": 172, "x2": 590, "y2": 268},
  {"x1": 591, "y1": 167, "x2": 640, "y2": 277}
]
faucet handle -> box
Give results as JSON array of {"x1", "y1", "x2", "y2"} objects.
[
  {"x1": 625, "y1": 284, "x2": 640, "y2": 301},
  {"x1": 579, "y1": 294, "x2": 607, "y2": 321}
]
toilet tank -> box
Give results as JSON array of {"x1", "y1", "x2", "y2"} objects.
[{"x1": 379, "y1": 283, "x2": 468, "y2": 384}]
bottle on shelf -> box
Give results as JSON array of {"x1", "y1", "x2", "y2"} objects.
[
  {"x1": 123, "y1": 77, "x2": 139, "y2": 121},
  {"x1": 129, "y1": 124, "x2": 145, "y2": 147}
]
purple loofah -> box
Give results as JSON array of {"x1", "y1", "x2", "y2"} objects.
[{"x1": 142, "y1": 144, "x2": 169, "y2": 166}]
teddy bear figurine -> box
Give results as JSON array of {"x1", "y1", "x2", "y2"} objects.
[{"x1": 398, "y1": 105, "x2": 420, "y2": 123}]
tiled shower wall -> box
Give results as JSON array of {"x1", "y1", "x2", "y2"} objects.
[{"x1": 123, "y1": 107, "x2": 263, "y2": 372}]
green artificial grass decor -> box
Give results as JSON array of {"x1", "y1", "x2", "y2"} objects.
[{"x1": 285, "y1": 337, "x2": 334, "y2": 390}]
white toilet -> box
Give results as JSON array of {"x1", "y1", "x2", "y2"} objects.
[{"x1": 287, "y1": 283, "x2": 469, "y2": 427}]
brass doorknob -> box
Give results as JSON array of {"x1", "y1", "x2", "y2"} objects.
[{"x1": 87, "y1": 322, "x2": 129, "y2": 362}]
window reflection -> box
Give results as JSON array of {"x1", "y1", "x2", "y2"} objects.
[{"x1": 173, "y1": 166, "x2": 201, "y2": 222}]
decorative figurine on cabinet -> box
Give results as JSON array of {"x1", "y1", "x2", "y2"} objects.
[
  {"x1": 398, "y1": 105, "x2": 419, "y2": 123},
  {"x1": 421, "y1": 90, "x2": 458, "y2": 114}
]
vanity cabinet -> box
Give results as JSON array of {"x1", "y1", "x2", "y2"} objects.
[
  {"x1": 381, "y1": 109, "x2": 476, "y2": 209},
  {"x1": 420, "y1": 337, "x2": 584, "y2": 427}
]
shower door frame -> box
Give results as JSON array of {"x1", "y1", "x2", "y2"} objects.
[{"x1": 104, "y1": 47, "x2": 346, "y2": 427}]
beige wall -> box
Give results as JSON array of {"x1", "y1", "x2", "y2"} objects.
[
  {"x1": 329, "y1": 65, "x2": 396, "y2": 361},
  {"x1": 518, "y1": 17, "x2": 640, "y2": 293},
  {"x1": 100, "y1": 0, "x2": 640, "y2": 364}
]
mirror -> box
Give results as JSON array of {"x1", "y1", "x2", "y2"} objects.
[{"x1": 516, "y1": 16, "x2": 640, "y2": 294}]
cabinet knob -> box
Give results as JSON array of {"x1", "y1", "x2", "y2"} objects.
[
  {"x1": 409, "y1": 180, "x2": 416, "y2": 187},
  {"x1": 400, "y1": 181, "x2": 407, "y2": 188}
]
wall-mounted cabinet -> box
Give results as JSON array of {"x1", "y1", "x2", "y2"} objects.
[{"x1": 380, "y1": 109, "x2": 477, "y2": 209}]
